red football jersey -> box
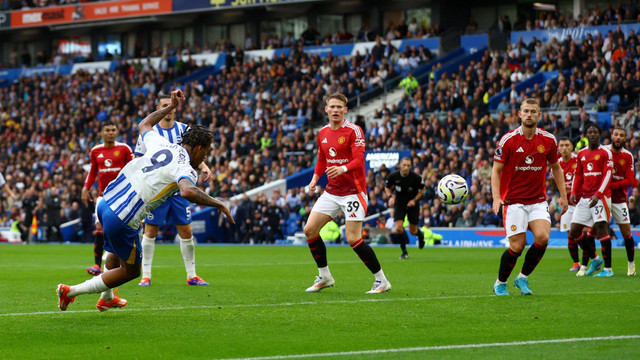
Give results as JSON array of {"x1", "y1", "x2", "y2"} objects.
[
  {"x1": 604, "y1": 144, "x2": 635, "y2": 203},
  {"x1": 572, "y1": 146, "x2": 613, "y2": 199},
  {"x1": 493, "y1": 127, "x2": 559, "y2": 205},
  {"x1": 314, "y1": 121, "x2": 367, "y2": 200},
  {"x1": 558, "y1": 153, "x2": 578, "y2": 202},
  {"x1": 84, "y1": 142, "x2": 134, "y2": 196}
]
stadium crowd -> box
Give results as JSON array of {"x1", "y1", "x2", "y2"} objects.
[{"x1": 4, "y1": 5, "x2": 640, "y2": 244}]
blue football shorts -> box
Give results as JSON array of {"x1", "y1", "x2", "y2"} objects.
[
  {"x1": 97, "y1": 199, "x2": 142, "y2": 265},
  {"x1": 145, "y1": 195, "x2": 192, "y2": 226}
]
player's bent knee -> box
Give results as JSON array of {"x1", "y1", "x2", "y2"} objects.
[
  {"x1": 176, "y1": 225, "x2": 193, "y2": 239},
  {"x1": 128, "y1": 267, "x2": 141, "y2": 280},
  {"x1": 303, "y1": 225, "x2": 318, "y2": 239}
]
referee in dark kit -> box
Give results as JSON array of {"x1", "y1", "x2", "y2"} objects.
[{"x1": 385, "y1": 157, "x2": 426, "y2": 259}]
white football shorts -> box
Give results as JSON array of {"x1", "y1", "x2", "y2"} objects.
[
  {"x1": 610, "y1": 202, "x2": 630, "y2": 225},
  {"x1": 571, "y1": 197, "x2": 611, "y2": 227},
  {"x1": 94, "y1": 196, "x2": 104, "y2": 225},
  {"x1": 311, "y1": 192, "x2": 368, "y2": 221},
  {"x1": 560, "y1": 205, "x2": 575, "y2": 232},
  {"x1": 503, "y1": 202, "x2": 551, "y2": 238}
]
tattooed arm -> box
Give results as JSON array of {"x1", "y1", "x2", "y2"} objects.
[{"x1": 178, "y1": 178, "x2": 235, "y2": 224}]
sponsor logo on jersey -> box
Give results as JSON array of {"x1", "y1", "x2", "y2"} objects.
[
  {"x1": 565, "y1": 173, "x2": 573, "y2": 180},
  {"x1": 516, "y1": 147, "x2": 524, "y2": 153},
  {"x1": 329, "y1": 147, "x2": 337, "y2": 157},
  {"x1": 581, "y1": 156, "x2": 586, "y2": 161},
  {"x1": 496, "y1": 147, "x2": 503, "y2": 156},
  {"x1": 515, "y1": 165, "x2": 543, "y2": 171},
  {"x1": 349, "y1": 213, "x2": 357, "y2": 218},
  {"x1": 338, "y1": 136, "x2": 346, "y2": 144},
  {"x1": 322, "y1": 138, "x2": 328, "y2": 144},
  {"x1": 525, "y1": 155, "x2": 534, "y2": 164},
  {"x1": 98, "y1": 153, "x2": 104, "y2": 158},
  {"x1": 354, "y1": 138, "x2": 365, "y2": 147},
  {"x1": 104, "y1": 159, "x2": 112, "y2": 167},
  {"x1": 537, "y1": 145, "x2": 545, "y2": 153},
  {"x1": 587, "y1": 163, "x2": 594, "y2": 171}
]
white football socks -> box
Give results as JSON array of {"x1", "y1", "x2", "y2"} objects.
[
  {"x1": 99, "y1": 254, "x2": 114, "y2": 301},
  {"x1": 68, "y1": 275, "x2": 109, "y2": 297},
  {"x1": 318, "y1": 266, "x2": 331, "y2": 279},
  {"x1": 180, "y1": 236, "x2": 197, "y2": 278},
  {"x1": 141, "y1": 235, "x2": 156, "y2": 278},
  {"x1": 373, "y1": 269, "x2": 386, "y2": 282}
]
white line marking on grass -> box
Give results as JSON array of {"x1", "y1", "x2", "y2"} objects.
[
  {"x1": 0, "y1": 260, "x2": 369, "y2": 269},
  {"x1": 1, "y1": 289, "x2": 638, "y2": 317},
  {"x1": 212, "y1": 335, "x2": 640, "y2": 360}
]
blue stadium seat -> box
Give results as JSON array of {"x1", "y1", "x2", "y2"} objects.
[
  {"x1": 596, "y1": 112, "x2": 611, "y2": 131},
  {"x1": 286, "y1": 218, "x2": 299, "y2": 235},
  {"x1": 132, "y1": 88, "x2": 149, "y2": 97},
  {"x1": 609, "y1": 94, "x2": 620, "y2": 104}
]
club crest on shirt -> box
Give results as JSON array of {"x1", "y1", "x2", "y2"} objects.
[
  {"x1": 114, "y1": 150, "x2": 120, "y2": 156},
  {"x1": 595, "y1": 154, "x2": 600, "y2": 160},
  {"x1": 572, "y1": 163, "x2": 577, "y2": 169},
  {"x1": 620, "y1": 159, "x2": 626, "y2": 166},
  {"x1": 510, "y1": 225, "x2": 517, "y2": 232},
  {"x1": 537, "y1": 145, "x2": 545, "y2": 153},
  {"x1": 338, "y1": 136, "x2": 346, "y2": 144}
]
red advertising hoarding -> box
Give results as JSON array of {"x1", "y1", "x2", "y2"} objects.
[{"x1": 11, "y1": 0, "x2": 172, "y2": 28}]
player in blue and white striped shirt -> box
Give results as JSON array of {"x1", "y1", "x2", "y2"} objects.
[
  {"x1": 134, "y1": 94, "x2": 213, "y2": 287},
  {"x1": 56, "y1": 90, "x2": 234, "y2": 312}
]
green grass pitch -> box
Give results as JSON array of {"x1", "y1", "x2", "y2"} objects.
[{"x1": 1, "y1": 244, "x2": 639, "y2": 359}]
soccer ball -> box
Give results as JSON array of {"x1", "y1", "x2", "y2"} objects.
[{"x1": 437, "y1": 174, "x2": 469, "y2": 204}]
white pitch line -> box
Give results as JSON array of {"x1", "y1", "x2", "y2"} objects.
[
  {"x1": 212, "y1": 335, "x2": 640, "y2": 360},
  {"x1": 1, "y1": 289, "x2": 638, "y2": 317},
  {"x1": 0, "y1": 260, "x2": 368, "y2": 269}
]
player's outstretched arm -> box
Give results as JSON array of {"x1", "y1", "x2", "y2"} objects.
[
  {"x1": 139, "y1": 90, "x2": 186, "y2": 134},
  {"x1": 178, "y1": 178, "x2": 235, "y2": 224}
]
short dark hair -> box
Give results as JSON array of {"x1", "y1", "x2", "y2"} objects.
[
  {"x1": 558, "y1": 136, "x2": 572, "y2": 143},
  {"x1": 157, "y1": 94, "x2": 171, "y2": 106},
  {"x1": 612, "y1": 126, "x2": 627, "y2": 134},
  {"x1": 102, "y1": 120, "x2": 116, "y2": 129},
  {"x1": 180, "y1": 125, "x2": 213, "y2": 150},
  {"x1": 585, "y1": 122, "x2": 602, "y2": 134}
]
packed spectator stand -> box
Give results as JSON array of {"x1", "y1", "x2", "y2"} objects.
[{"x1": 3, "y1": 3, "x2": 640, "y2": 245}]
